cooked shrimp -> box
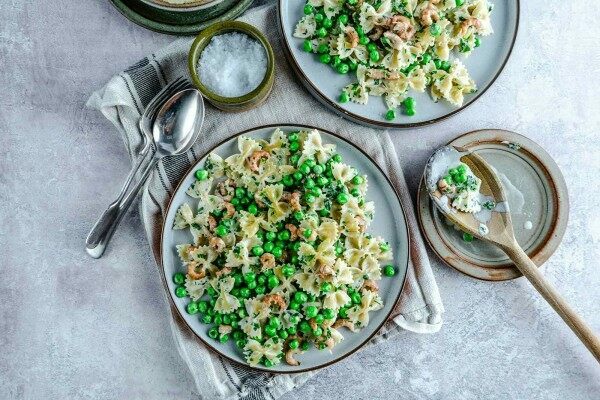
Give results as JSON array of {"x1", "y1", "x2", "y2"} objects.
[
  {"x1": 216, "y1": 179, "x2": 235, "y2": 201},
  {"x1": 218, "y1": 325, "x2": 232, "y2": 335},
  {"x1": 458, "y1": 17, "x2": 481, "y2": 36},
  {"x1": 382, "y1": 15, "x2": 415, "y2": 41},
  {"x1": 366, "y1": 67, "x2": 401, "y2": 80},
  {"x1": 262, "y1": 294, "x2": 287, "y2": 310},
  {"x1": 187, "y1": 261, "x2": 205, "y2": 280},
  {"x1": 283, "y1": 191, "x2": 301, "y2": 211},
  {"x1": 332, "y1": 319, "x2": 357, "y2": 332},
  {"x1": 223, "y1": 202, "x2": 236, "y2": 218},
  {"x1": 285, "y1": 348, "x2": 301, "y2": 366},
  {"x1": 260, "y1": 253, "x2": 276, "y2": 270},
  {"x1": 207, "y1": 215, "x2": 217, "y2": 232},
  {"x1": 362, "y1": 279, "x2": 378, "y2": 292},
  {"x1": 215, "y1": 267, "x2": 231, "y2": 278},
  {"x1": 246, "y1": 150, "x2": 270, "y2": 172},
  {"x1": 420, "y1": 2, "x2": 439, "y2": 26},
  {"x1": 285, "y1": 224, "x2": 298, "y2": 241},
  {"x1": 209, "y1": 236, "x2": 226, "y2": 252},
  {"x1": 344, "y1": 25, "x2": 359, "y2": 48},
  {"x1": 316, "y1": 263, "x2": 334, "y2": 279}
]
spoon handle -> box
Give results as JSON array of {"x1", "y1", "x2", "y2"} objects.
[
  {"x1": 502, "y1": 243, "x2": 600, "y2": 362},
  {"x1": 85, "y1": 156, "x2": 158, "y2": 259}
]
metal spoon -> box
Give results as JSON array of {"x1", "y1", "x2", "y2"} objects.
[
  {"x1": 425, "y1": 146, "x2": 600, "y2": 362},
  {"x1": 86, "y1": 88, "x2": 205, "y2": 258}
]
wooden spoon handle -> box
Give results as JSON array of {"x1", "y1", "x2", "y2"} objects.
[{"x1": 502, "y1": 243, "x2": 600, "y2": 362}]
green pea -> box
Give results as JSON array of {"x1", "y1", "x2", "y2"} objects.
[
  {"x1": 314, "y1": 314, "x2": 325, "y2": 324},
  {"x1": 359, "y1": 36, "x2": 369, "y2": 46},
  {"x1": 213, "y1": 314, "x2": 223, "y2": 325},
  {"x1": 348, "y1": 59, "x2": 358, "y2": 71},
  {"x1": 320, "y1": 281, "x2": 333, "y2": 293},
  {"x1": 330, "y1": 55, "x2": 341, "y2": 67},
  {"x1": 380, "y1": 242, "x2": 390, "y2": 252},
  {"x1": 351, "y1": 175, "x2": 363, "y2": 185},
  {"x1": 270, "y1": 246, "x2": 281, "y2": 258},
  {"x1": 332, "y1": 154, "x2": 342, "y2": 163},
  {"x1": 247, "y1": 281, "x2": 257, "y2": 290},
  {"x1": 269, "y1": 317, "x2": 281, "y2": 329},
  {"x1": 454, "y1": 173, "x2": 467, "y2": 184},
  {"x1": 264, "y1": 268, "x2": 274, "y2": 276},
  {"x1": 223, "y1": 314, "x2": 231, "y2": 325},
  {"x1": 293, "y1": 211, "x2": 304, "y2": 222},
  {"x1": 194, "y1": 169, "x2": 208, "y2": 181},
  {"x1": 201, "y1": 314, "x2": 212, "y2": 324},
  {"x1": 173, "y1": 272, "x2": 186, "y2": 285},
  {"x1": 293, "y1": 171, "x2": 303, "y2": 181},
  {"x1": 350, "y1": 292, "x2": 362, "y2": 304},
  {"x1": 278, "y1": 330, "x2": 289, "y2": 340},
  {"x1": 455, "y1": 0, "x2": 464, "y2": 6},
  {"x1": 350, "y1": 188, "x2": 361, "y2": 197},
  {"x1": 175, "y1": 286, "x2": 187, "y2": 298},
  {"x1": 267, "y1": 275, "x2": 280, "y2": 289},
  {"x1": 433, "y1": 58, "x2": 442, "y2": 69},
  {"x1": 366, "y1": 43, "x2": 377, "y2": 53},
  {"x1": 263, "y1": 241, "x2": 275, "y2": 253},
  {"x1": 420, "y1": 53, "x2": 432, "y2": 65},
  {"x1": 238, "y1": 308, "x2": 247, "y2": 318},
  {"x1": 291, "y1": 255, "x2": 300, "y2": 264},
  {"x1": 339, "y1": 91, "x2": 349, "y2": 103},
  {"x1": 474, "y1": 36, "x2": 481, "y2": 47},
  {"x1": 186, "y1": 302, "x2": 198, "y2": 315},
  {"x1": 305, "y1": 305, "x2": 318, "y2": 318},
  {"x1": 289, "y1": 339, "x2": 300, "y2": 349},
  {"x1": 299, "y1": 321, "x2": 311, "y2": 333},
  {"x1": 383, "y1": 265, "x2": 396, "y2": 277},
  {"x1": 239, "y1": 288, "x2": 251, "y2": 298},
  {"x1": 198, "y1": 301, "x2": 208, "y2": 313},
  {"x1": 382, "y1": 109, "x2": 395, "y2": 121},
  {"x1": 355, "y1": 25, "x2": 364, "y2": 35},
  {"x1": 405, "y1": 107, "x2": 415, "y2": 117},
  {"x1": 289, "y1": 141, "x2": 300, "y2": 153},
  {"x1": 302, "y1": 228, "x2": 312, "y2": 239},
  {"x1": 338, "y1": 307, "x2": 348, "y2": 318},
  {"x1": 247, "y1": 204, "x2": 258, "y2": 215},
  {"x1": 232, "y1": 273, "x2": 243, "y2": 287},
  {"x1": 251, "y1": 246, "x2": 264, "y2": 256},
  {"x1": 305, "y1": 194, "x2": 316, "y2": 204},
  {"x1": 207, "y1": 286, "x2": 217, "y2": 297},
  {"x1": 335, "y1": 245, "x2": 344, "y2": 255},
  {"x1": 403, "y1": 97, "x2": 415, "y2": 110},
  {"x1": 244, "y1": 272, "x2": 256, "y2": 283},
  {"x1": 369, "y1": 50, "x2": 380, "y2": 62},
  {"x1": 323, "y1": 17, "x2": 333, "y2": 29},
  {"x1": 302, "y1": 39, "x2": 312, "y2": 52},
  {"x1": 298, "y1": 163, "x2": 310, "y2": 175},
  {"x1": 287, "y1": 326, "x2": 298, "y2": 335},
  {"x1": 336, "y1": 193, "x2": 349, "y2": 205},
  {"x1": 235, "y1": 339, "x2": 246, "y2": 349},
  {"x1": 265, "y1": 325, "x2": 277, "y2": 337},
  {"x1": 215, "y1": 225, "x2": 228, "y2": 237},
  {"x1": 317, "y1": 43, "x2": 329, "y2": 54},
  {"x1": 289, "y1": 301, "x2": 300, "y2": 311},
  {"x1": 313, "y1": 327, "x2": 323, "y2": 337},
  {"x1": 316, "y1": 27, "x2": 327, "y2": 38},
  {"x1": 462, "y1": 232, "x2": 474, "y2": 242},
  {"x1": 336, "y1": 63, "x2": 349, "y2": 74},
  {"x1": 294, "y1": 291, "x2": 308, "y2": 303},
  {"x1": 338, "y1": 14, "x2": 349, "y2": 25},
  {"x1": 457, "y1": 164, "x2": 466, "y2": 174},
  {"x1": 234, "y1": 187, "x2": 245, "y2": 199},
  {"x1": 440, "y1": 60, "x2": 451, "y2": 72},
  {"x1": 218, "y1": 333, "x2": 229, "y2": 344},
  {"x1": 314, "y1": 12, "x2": 324, "y2": 23},
  {"x1": 303, "y1": 4, "x2": 313, "y2": 14},
  {"x1": 278, "y1": 230, "x2": 291, "y2": 241},
  {"x1": 208, "y1": 327, "x2": 219, "y2": 339},
  {"x1": 323, "y1": 308, "x2": 335, "y2": 319},
  {"x1": 430, "y1": 23, "x2": 442, "y2": 36},
  {"x1": 254, "y1": 285, "x2": 266, "y2": 295},
  {"x1": 301, "y1": 341, "x2": 310, "y2": 351},
  {"x1": 317, "y1": 176, "x2": 329, "y2": 186},
  {"x1": 282, "y1": 265, "x2": 295, "y2": 277}
]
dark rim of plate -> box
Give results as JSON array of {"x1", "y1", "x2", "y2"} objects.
[
  {"x1": 159, "y1": 123, "x2": 410, "y2": 373},
  {"x1": 277, "y1": 1, "x2": 520, "y2": 129}
]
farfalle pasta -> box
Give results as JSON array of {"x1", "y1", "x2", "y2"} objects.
[
  {"x1": 294, "y1": 0, "x2": 494, "y2": 119},
  {"x1": 170, "y1": 129, "x2": 399, "y2": 368}
]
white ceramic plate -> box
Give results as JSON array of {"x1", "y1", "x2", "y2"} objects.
[
  {"x1": 278, "y1": 1, "x2": 519, "y2": 128},
  {"x1": 160, "y1": 124, "x2": 409, "y2": 373}
]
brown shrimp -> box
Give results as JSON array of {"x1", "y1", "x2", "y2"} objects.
[
  {"x1": 458, "y1": 17, "x2": 481, "y2": 37},
  {"x1": 332, "y1": 319, "x2": 357, "y2": 332},
  {"x1": 285, "y1": 224, "x2": 298, "y2": 241},
  {"x1": 246, "y1": 150, "x2": 270, "y2": 172},
  {"x1": 209, "y1": 236, "x2": 226, "y2": 252},
  {"x1": 187, "y1": 261, "x2": 206, "y2": 280},
  {"x1": 362, "y1": 279, "x2": 379, "y2": 292},
  {"x1": 223, "y1": 202, "x2": 236, "y2": 218},
  {"x1": 285, "y1": 348, "x2": 301, "y2": 366},
  {"x1": 215, "y1": 267, "x2": 232, "y2": 278},
  {"x1": 216, "y1": 179, "x2": 235, "y2": 201},
  {"x1": 420, "y1": 2, "x2": 439, "y2": 26},
  {"x1": 262, "y1": 294, "x2": 287, "y2": 310},
  {"x1": 260, "y1": 253, "x2": 276, "y2": 270},
  {"x1": 207, "y1": 215, "x2": 217, "y2": 232},
  {"x1": 282, "y1": 191, "x2": 301, "y2": 211},
  {"x1": 344, "y1": 25, "x2": 359, "y2": 48},
  {"x1": 218, "y1": 325, "x2": 232, "y2": 335}
]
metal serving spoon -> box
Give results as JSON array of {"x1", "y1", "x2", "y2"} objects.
[
  {"x1": 86, "y1": 88, "x2": 205, "y2": 258},
  {"x1": 425, "y1": 146, "x2": 600, "y2": 362}
]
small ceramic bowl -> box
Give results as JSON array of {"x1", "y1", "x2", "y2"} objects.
[{"x1": 188, "y1": 21, "x2": 275, "y2": 112}]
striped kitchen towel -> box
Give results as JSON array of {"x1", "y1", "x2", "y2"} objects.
[{"x1": 87, "y1": 4, "x2": 444, "y2": 399}]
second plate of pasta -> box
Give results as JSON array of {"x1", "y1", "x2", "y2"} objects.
[
  {"x1": 279, "y1": 0, "x2": 519, "y2": 128},
  {"x1": 160, "y1": 124, "x2": 409, "y2": 372}
]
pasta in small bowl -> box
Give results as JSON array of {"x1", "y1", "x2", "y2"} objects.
[{"x1": 161, "y1": 125, "x2": 409, "y2": 372}]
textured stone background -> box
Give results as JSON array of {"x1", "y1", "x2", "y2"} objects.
[{"x1": 1, "y1": 1, "x2": 599, "y2": 399}]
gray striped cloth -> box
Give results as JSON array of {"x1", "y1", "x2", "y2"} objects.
[{"x1": 87, "y1": 4, "x2": 444, "y2": 399}]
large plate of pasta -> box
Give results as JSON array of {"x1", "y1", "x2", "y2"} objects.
[
  {"x1": 279, "y1": 0, "x2": 519, "y2": 128},
  {"x1": 160, "y1": 125, "x2": 409, "y2": 372}
]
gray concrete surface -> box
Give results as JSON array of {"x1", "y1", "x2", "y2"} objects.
[{"x1": 1, "y1": 1, "x2": 599, "y2": 399}]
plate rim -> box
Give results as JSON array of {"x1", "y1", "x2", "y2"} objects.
[
  {"x1": 417, "y1": 129, "x2": 570, "y2": 281},
  {"x1": 159, "y1": 123, "x2": 410, "y2": 373},
  {"x1": 109, "y1": 0, "x2": 254, "y2": 35},
  {"x1": 277, "y1": 1, "x2": 521, "y2": 129}
]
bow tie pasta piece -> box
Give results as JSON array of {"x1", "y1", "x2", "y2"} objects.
[
  {"x1": 244, "y1": 338, "x2": 283, "y2": 367},
  {"x1": 346, "y1": 289, "x2": 383, "y2": 330},
  {"x1": 212, "y1": 276, "x2": 240, "y2": 314}
]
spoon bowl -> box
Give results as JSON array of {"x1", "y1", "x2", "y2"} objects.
[
  {"x1": 425, "y1": 145, "x2": 600, "y2": 362},
  {"x1": 153, "y1": 88, "x2": 204, "y2": 156}
]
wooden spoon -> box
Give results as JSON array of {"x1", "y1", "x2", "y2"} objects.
[{"x1": 425, "y1": 146, "x2": 600, "y2": 362}]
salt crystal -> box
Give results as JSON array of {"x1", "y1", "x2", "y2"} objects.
[{"x1": 197, "y1": 32, "x2": 267, "y2": 98}]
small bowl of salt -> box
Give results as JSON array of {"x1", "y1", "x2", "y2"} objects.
[{"x1": 188, "y1": 21, "x2": 274, "y2": 112}]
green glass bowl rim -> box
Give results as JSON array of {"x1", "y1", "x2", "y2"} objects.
[{"x1": 188, "y1": 21, "x2": 275, "y2": 104}]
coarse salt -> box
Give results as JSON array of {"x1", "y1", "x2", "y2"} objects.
[{"x1": 197, "y1": 32, "x2": 267, "y2": 98}]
